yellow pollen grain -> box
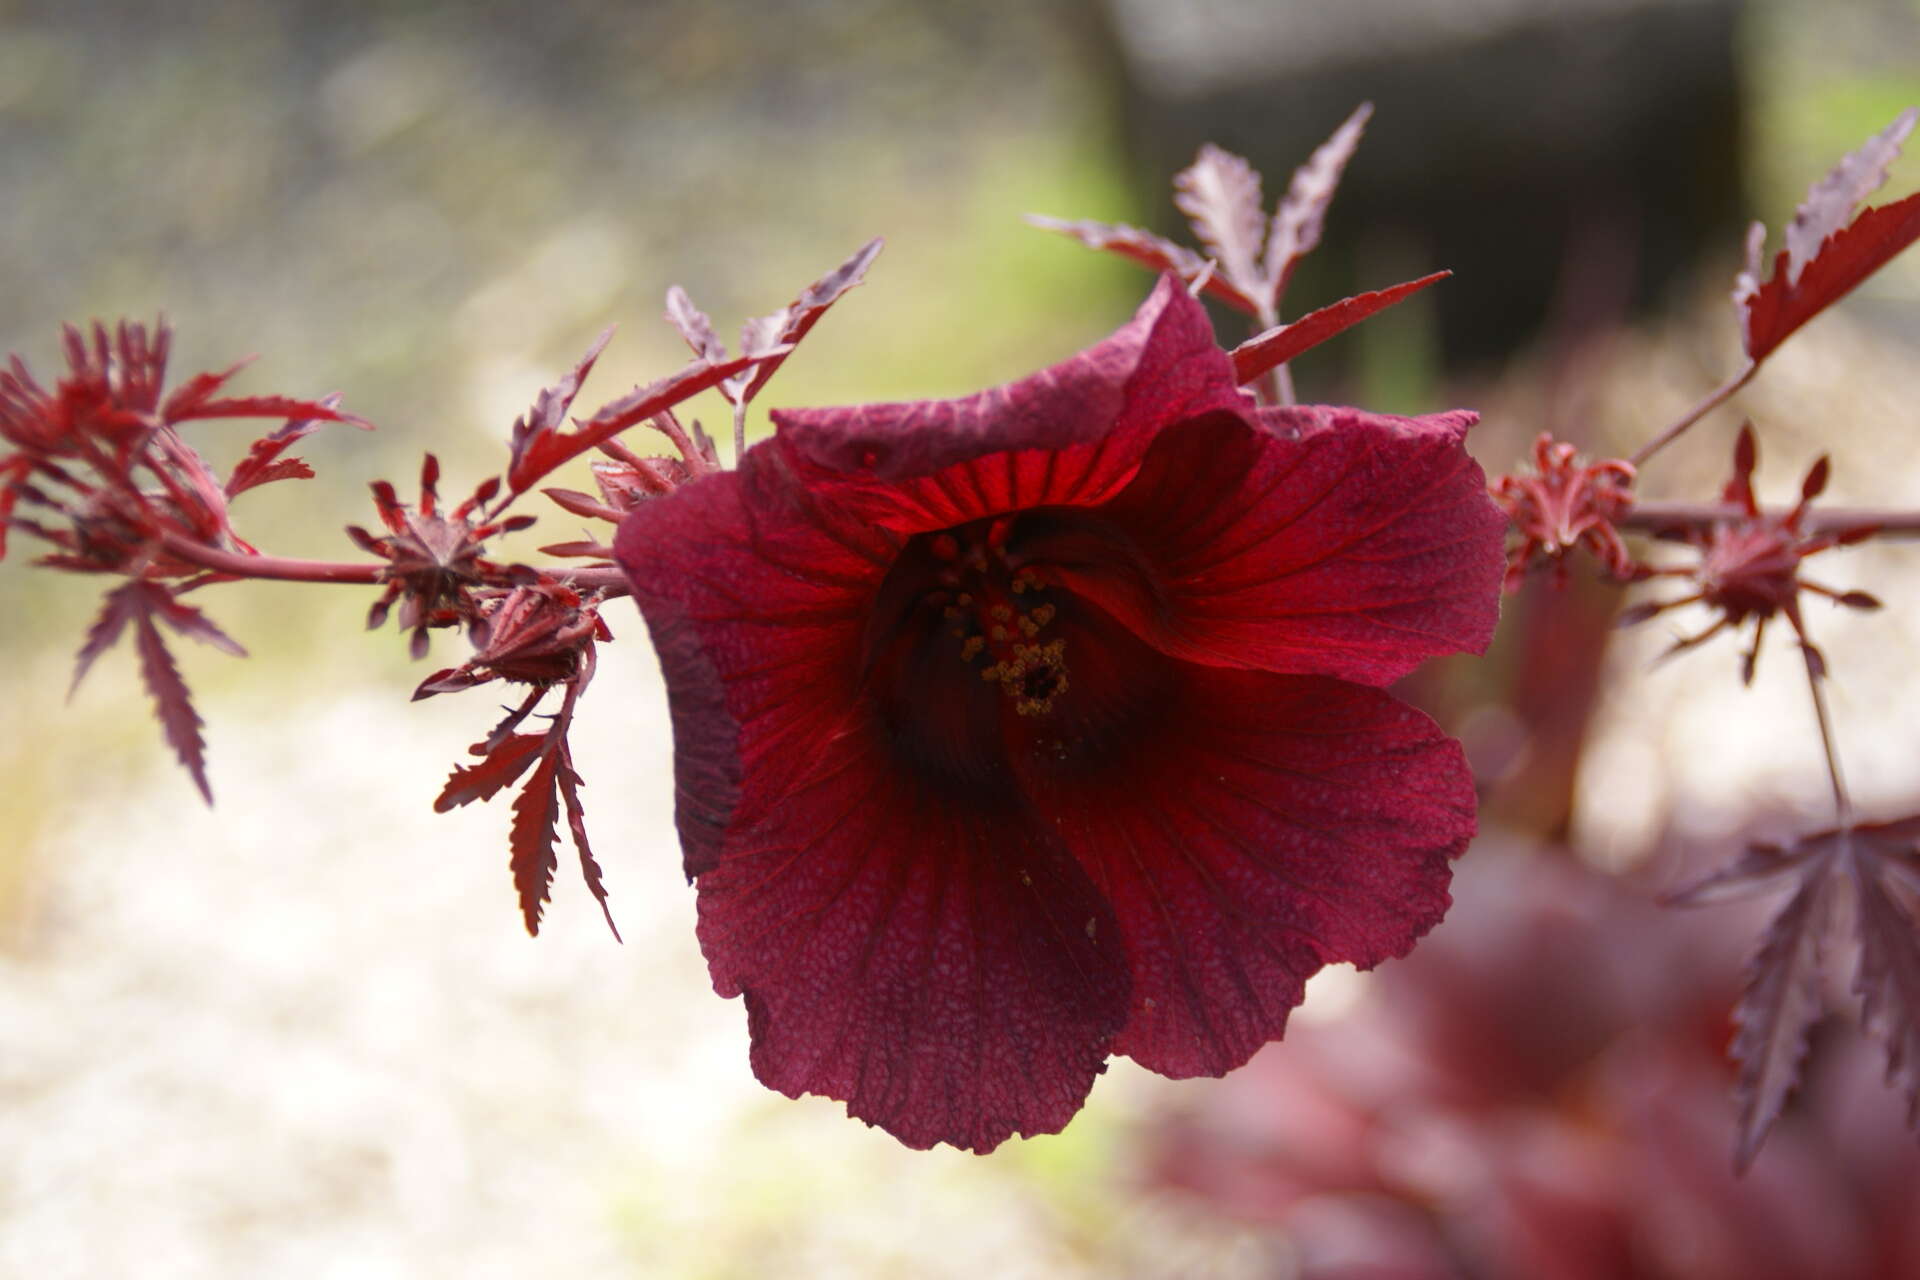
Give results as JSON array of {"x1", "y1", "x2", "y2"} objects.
[
  {"x1": 990, "y1": 605, "x2": 1012, "y2": 622},
  {"x1": 960, "y1": 635, "x2": 984, "y2": 661},
  {"x1": 1031, "y1": 604, "x2": 1055, "y2": 627},
  {"x1": 990, "y1": 625, "x2": 1009, "y2": 642}
]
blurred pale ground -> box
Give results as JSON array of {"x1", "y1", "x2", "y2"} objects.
[{"x1": 2, "y1": 0, "x2": 1920, "y2": 1276}]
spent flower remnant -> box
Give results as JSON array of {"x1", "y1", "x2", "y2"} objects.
[{"x1": 615, "y1": 277, "x2": 1506, "y2": 1151}]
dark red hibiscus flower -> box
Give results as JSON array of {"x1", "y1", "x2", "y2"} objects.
[{"x1": 614, "y1": 277, "x2": 1506, "y2": 1151}]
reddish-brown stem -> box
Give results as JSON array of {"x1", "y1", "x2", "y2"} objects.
[
  {"x1": 1798, "y1": 628, "x2": 1852, "y2": 823},
  {"x1": 158, "y1": 531, "x2": 383, "y2": 583},
  {"x1": 1622, "y1": 502, "x2": 1920, "y2": 539},
  {"x1": 1250, "y1": 301, "x2": 1293, "y2": 408},
  {"x1": 1627, "y1": 360, "x2": 1758, "y2": 467},
  {"x1": 155, "y1": 531, "x2": 630, "y2": 596}
]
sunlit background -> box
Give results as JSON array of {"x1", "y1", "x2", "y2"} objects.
[{"x1": 5, "y1": 1, "x2": 1920, "y2": 1275}]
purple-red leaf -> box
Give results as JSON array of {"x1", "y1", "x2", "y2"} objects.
[
  {"x1": 1730, "y1": 871, "x2": 1836, "y2": 1170},
  {"x1": 434, "y1": 732, "x2": 547, "y2": 810},
  {"x1": 226, "y1": 401, "x2": 346, "y2": 496},
  {"x1": 509, "y1": 748, "x2": 562, "y2": 936},
  {"x1": 70, "y1": 583, "x2": 141, "y2": 696},
  {"x1": 664, "y1": 286, "x2": 725, "y2": 366},
  {"x1": 1735, "y1": 109, "x2": 1920, "y2": 361},
  {"x1": 1229, "y1": 271, "x2": 1450, "y2": 385},
  {"x1": 1853, "y1": 860, "x2": 1920, "y2": 1126},
  {"x1": 1665, "y1": 840, "x2": 1813, "y2": 906},
  {"x1": 557, "y1": 754, "x2": 619, "y2": 942},
  {"x1": 1174, "y1": 144, "x2": 1269, "y2": 303},
  {"x1": 508, "y1": 350, "x2": 770, "y2": 496},
  {"x1": 1265, "y1": 102, "x2": 1372, "y2": 306},
  {"x1": 168, "y1": 384, "x2": 369, "y2": 430},
  {"x1": 1023, "y1": 215, "x2": 1263, "y2": 315},
  {"x1": 732, "y1": 237, "x2": 884, "y2": 404},
  {"x1": 123, "y1": 598, "x2": 214, "y2": 804},
  {"x1": 0, "y1": 454, "x2": 31, "y2": 562},
  {"x1": 541, "y1": 487, "x2": 623, "y2": 523},
  {"x1": 1786, "y1": 107, "x2": 1917, "y2": 282},
  {"x1": 158, "y1": 358, "x2": 251, "y2": 422}
]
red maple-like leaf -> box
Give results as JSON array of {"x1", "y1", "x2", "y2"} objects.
[
  {"x1": 1735, "y1": 108, "x2": 1920, "y2": 361},
  {"x1": 71, "y1": 580, "x2": 246, "y2": 804},
  {"x1": 614, "y1": 275, "x2": 1504, "y2": 1151}
]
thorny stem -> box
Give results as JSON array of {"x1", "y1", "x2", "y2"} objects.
[
  {"x1": 155, "y1": 530, "x2": 630, "y2": 595},
  {"x1": 1622, "y1": 503, "x2": 1920, "y2": 539},
  {"x1": 1799, "y1": 630, "x2": 1853, "y2": 824},
  {"x1": 1628, "y1": 360, "x2": 1759, "y2": 467}
]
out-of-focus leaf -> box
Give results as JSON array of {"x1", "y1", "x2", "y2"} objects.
[
  {"x1": 1174, "y1": 144, "x2": 1269, "y2": 305},
  {"x1": 1785, "y1": 108, "x2": 1918, "y2": 284},
  {"x1": 0, "y1": 454, "x2": 33, "y2": 561},
  {"x1": 664, "y1": 286, "x2": 725, "y2": 365},
  {"x1": 1735, "y1": 109, "x2": 1920, "y2": 361},
  {"x1": 731, "y1": 238, "x2": 883, "y2": 403},
  {"x1": 226, "y1": 399, "x2": 346, "y2": 496},
  {"x1": 1730, "y1": 871, "x2": 1835, "y2": 1171},
  {"x1": 1665, "y1": 840, "x2": 1815, "y2": 906},
  {"x1": 1853, "y1": 861, "x2": 1920, "y2": 1126},
  {"x1": 1265, "y1": 102, "x2": 1372, "y2": 303},
  {"x1": 541, "y1": 487, "x2": 623, "y2": 523},
  {"x1": 1229, "y1": 272, "x2": 1449, "y2": 385},
  {"x1": 506, "y1": 349, "x2": 769, "y2": 495},
  {"x1": 1023, "y1": 215, "x2": 1261, "y2": 315}
]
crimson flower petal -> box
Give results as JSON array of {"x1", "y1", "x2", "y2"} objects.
[
  {"x1": 617, "y1": 276, "x2": 1503, "y2": 1152},
  {"x1": 615, "y1": 461, "x2": 898, "y2": 876},
  {"x1": 1015, "y1": 657, "x2": 1473, "y2": 1077},
  {"x1": 696, "y1": 727, "x2": 1128, "y2": 1152},
  {"x1": 768, "y1": 275, "x2": 1254, "y2": 532},
  {"x1": 1039, "y1": 405, "x2": 1504, "y2": 685}
]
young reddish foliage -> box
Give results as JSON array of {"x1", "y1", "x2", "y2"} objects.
[
  {"x1": 1492, "y1": 432, "x2": 1639, "y2": 589},
  {"x1": 422, "y1": 586, "x2": 617, "y2": 939},
  {"x1": 664, "y1": 239, "x2": 883, "y2": 456},
  {"x1": 503, "y1": 342, "x2": 769, "y2": 497},
  {"x1": 1228, "y1": 270, "x2": 1450, "y2": 386},
  {"x1": 1735, "y1": 108, "x2": 1920, "y2": 362},
  {"x1": 71, "y1": 580, "x2": 247, "y2": 803}
]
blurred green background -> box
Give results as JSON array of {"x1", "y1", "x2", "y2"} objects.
[{"x1": 5, "y1": 1, "x2": 1920, "y2": 1276}]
